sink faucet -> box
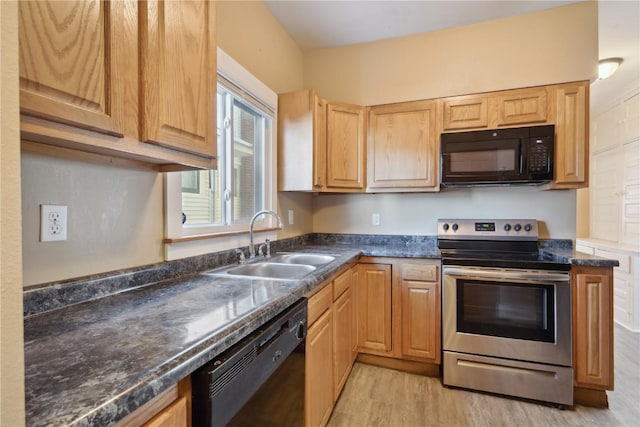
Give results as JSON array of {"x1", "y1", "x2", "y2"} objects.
[{"x1": 249, "y1": 210, "x2": 283, "y2": 258}]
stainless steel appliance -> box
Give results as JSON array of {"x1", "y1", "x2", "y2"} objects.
[
  {"x1": 192, "y1": 298, "x2": 307, "y2": 426},
  {"x1": 440, "y1": 125, "x2": 554, "y2": 186},
  {"x1": 439, "y1": 219, "x2": 573, "y2": 406}
]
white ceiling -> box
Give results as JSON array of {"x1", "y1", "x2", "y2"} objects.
[{"x1": 264, "y1": 0, "x2": 640, "y2": 113}]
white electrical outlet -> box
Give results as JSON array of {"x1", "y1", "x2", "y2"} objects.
[
  {"x1": 41, "y1": 205, "x2": 68, "y2": 242},
  {"x1": 288, "y1": 209, "x2": 294, "y2": 225},
  {"x1": 372, "y1": 213, "x2": 381, "y2": 226}
]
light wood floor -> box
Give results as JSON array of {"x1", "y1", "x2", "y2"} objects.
[{"x1": 328, "y1": 324, "x2": 640, "y2": 427}]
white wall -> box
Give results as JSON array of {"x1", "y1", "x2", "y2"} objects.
[{"x1": 313, "y1": 187, "x2": 577, "y2": 239}]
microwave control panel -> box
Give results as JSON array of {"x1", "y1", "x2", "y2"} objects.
[{"x1": 528, "y1": 137, "x2": 552, "y2": 173}]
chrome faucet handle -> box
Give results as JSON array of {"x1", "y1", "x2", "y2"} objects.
[
  {"x1": 264, "y1": 238, "x2": 271, "y2": 258},
  {"x1": 257, "y1": 244, "x2": 265, "y2": 258},
  {"x1": 235, "y1": 249, "x2": 246, "y2": 265}
]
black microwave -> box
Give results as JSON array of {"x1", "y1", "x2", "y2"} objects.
[{"x1": 440, "y1": 125, "x2": 554, "y2": 187}]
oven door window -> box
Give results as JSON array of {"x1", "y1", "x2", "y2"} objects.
[{"x1": 456, "y1": 280, "x2": 555, "y2": 342}]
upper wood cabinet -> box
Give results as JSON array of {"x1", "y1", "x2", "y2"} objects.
[
  {"x1": 326, "y1": 102, "x2": 366, "y2": 190},
  {"x1": 553, "y1": 81, "x2": 589, "y2": 188},
  {"x1": 279, "y1": 82, "x2": 588, "y2": 191},
  {"x1": 278, "y1": 90, "x2": 326, "y2": 191},
  {"x1": 19, "y1": 0, "x2": 216, "y2": 170},
  {"x1": 368, "y1": 100, "x2": 439, "y2": 191},
  {"x1": 442, "y1": 95, "x2": 489, "y2": 130},
  {"x1": 279, "y1": 93, "x2": 365, "y2": 192},
  {"x1": 496, "y1": 87, "x2": 549, "y2": 126},
  {"x1": 443, "y1": 86, "x2": 550, "y2": 131},
  {"x1": 19, "y1": 0, "x2": 126, "y2": 136},
  {"x1": 139, "y1": 0, "x2": 216, "y2": 158}
]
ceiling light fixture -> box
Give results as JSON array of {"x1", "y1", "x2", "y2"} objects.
[{"x1": 598, "y1": 58, "x2": 623, "y2": 80}]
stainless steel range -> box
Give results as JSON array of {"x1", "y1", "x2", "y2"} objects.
[{"x1": 438, "y1": 218, "x2": 573, "y2": 406}]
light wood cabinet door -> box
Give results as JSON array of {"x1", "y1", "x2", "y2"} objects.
[
  {"x1": 351, "y1": 267, "x2": 359, "y2": 363},
  {"x1": 313, "y1": 97, "x2": 328, "y2": 189},
  {"x1": 572, "y1": 267, "x2": 614, "y2": 390},
  {"x1": 326, "y1": 102, "x2": 366, "y2": 189},
  {"x1": 305, "y1": 310, "x2": 334, "y2": 427},
  {"x1": 19, "y1": 0, "x2": 126, "y2": 136},
  {"x1": 333, "y1": 286, "x2": 354, "y2": 399},
  {"x1": 278, "y1": 90, "x2": 326, "y2": 191},
  {"x1": 496, "y1": 87, "x2": 549, "y2": 126},
  {"x1": 368, "y1": 100, "x2": 439, "y2": 190},
  {"x1": 142, "y1": 396, "x2": 187, "y2": 427},
  {"x1": 442, "y1": 95, "x2": 489, "y2": 130},
  {"x1": 357, "y1": 264, "x2": 392, "y2": 355},
  {"x1": 140, "y1": 0, "x2": 216, "y2": 158},
  {"x1": 554, "y1": 81, "x2": 588, "y2": 186},
  {"x1": 117, "y1": 378, "x2": 190, "y2": 427},
  {"x1": 401, "y1": 280, "x2": 441, "y2": 363}
]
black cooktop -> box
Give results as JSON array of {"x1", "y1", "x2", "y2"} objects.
[
  {"x1": 436, "y1": 218, "x2": 570, "y2": 271},
  {"x1": 438, "y1": 240, "x2": 569, "y2": 271}
]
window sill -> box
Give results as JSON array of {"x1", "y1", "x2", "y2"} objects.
[{"x1": 163, "y1": 227, "x2": 281, "y2": 244}]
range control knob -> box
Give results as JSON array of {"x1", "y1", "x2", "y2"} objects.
[
  {"x1": 514, "y1": 224, "x2": 522, "y2": 232},
  {"x1": 443, "y1": 223, "x2": 449, "y2": 231},
  {"x1": 504, "y1": 224, "x2": 511, "y2": 231},
  {"x1": 451, "y1": 223, "x2": 459, "y2": 232},
  {"x1": 524, "y1": 224, "x2": 532, "y2": 232}
]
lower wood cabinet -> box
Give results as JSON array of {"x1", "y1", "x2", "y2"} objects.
[
  {"x1": 400, "y1": 262, "x2": 441, "y2": 363},
  {"x1": 306, "y1": 307, "x2": 334, "y2": 427},
  {"x1": 143, "y1": 397, "x2": 188, "y2": 427},
  {"x1": 357, "y1": 258, "x2": 441, "y2": 367},
  {"x1": 116, "y1": 377, "x2": 190, "y2": 427},
  {"x1": 332, "y1": 269, "x2": 356, "y2": 399},
  {"x1": 571, "y1": 266, "x2": 614, "y2": 407},
  {"x1": 305, "y1": 266, "x2": 358, "y2": 427},
  {"x1": 357, "y1": 263, "x2": 393, "y2": 356}
]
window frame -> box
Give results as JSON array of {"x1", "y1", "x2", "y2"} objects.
[{"x1": 164, "y1": 48, "x2": 278, "y2": 248}]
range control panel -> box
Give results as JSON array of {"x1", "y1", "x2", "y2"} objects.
[{"x1": 438, "y1": 219, "x2": 538, "y2": 241}]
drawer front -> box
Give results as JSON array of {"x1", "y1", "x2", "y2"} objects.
[
  {"x1": 401, "y1": 263, "x2": 438, "y2": 282},
  {"x1": 333, "y1": 269, "x2": 352, "y2": 300},
  {"x1": 595, "y1": 248, "x2": 631, "y2": 273},
  {"x1": 308, "y1": 284, "x2": 332, "y2": 326}
]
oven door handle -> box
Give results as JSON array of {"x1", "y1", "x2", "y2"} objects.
[{"x1": 443, "y1": 267, "x2": 570, "y2": 283}]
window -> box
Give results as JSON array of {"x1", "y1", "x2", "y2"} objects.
[{"x1": 165, "y1": 49, "x2": 277, "y2": 242}]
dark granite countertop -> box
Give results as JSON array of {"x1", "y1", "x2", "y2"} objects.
[
  {"x1": 22, "y1": 234, "x2": 616, "y2": 426},
  {"x1": 538, "y1": 242, "x2": 620, "y2": 267}
]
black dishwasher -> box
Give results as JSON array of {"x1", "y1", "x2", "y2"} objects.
[{"x1": 192, "y1": 298, "x2": 307, "y2": 427}]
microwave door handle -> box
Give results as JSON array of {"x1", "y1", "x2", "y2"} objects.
[{"x1": 519, "y1": 141, "x2": 525, "y2": 175}]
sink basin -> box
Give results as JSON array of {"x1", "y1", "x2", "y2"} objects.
[
  {"x1": 269, "y1": 252, "x2": 336, "y2": 266},
  {"x1": 207, "y1": 262, "x2": 316, "y2": 280}
]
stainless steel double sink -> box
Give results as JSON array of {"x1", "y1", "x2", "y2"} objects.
[{"x1": 203, "y1": 252, "x2": 336, "y2": 281}]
